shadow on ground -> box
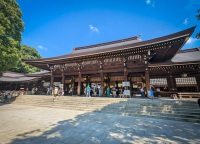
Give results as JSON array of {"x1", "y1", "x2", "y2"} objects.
[{"x1": 2, "y1": 99, "x2": 199, "y2": 144}]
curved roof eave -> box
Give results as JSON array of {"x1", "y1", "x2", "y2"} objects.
[
  {"x1": 0, "y1": 77, "x2": 39, "y2": 83},
  {"x1": 25, "y1": 70, "x2": 51, "y2": 77},
  {"x1": 148, "y1": 60, "x2": 200, "y2": 67},
  {"x1": 23, "y1": 26, "x2": 196, "y2": 63}
]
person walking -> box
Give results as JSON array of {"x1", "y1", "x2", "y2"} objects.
[
  {"x1": 148, "y1": 84, "x2": 155, "y2": 100},
  {"x1": 86, "y1": 85, "x2": 91, "y2": 97},
  {"x1": 112, "y1": 87, "x2": 116, "y2": 97},
  {"x1": 49, "y1": 86, "x2": 53, "y2": 96},
  {"x1": 52, "y1": 85, "x2": 56, "y2": 101},
  {"x1": 119, "y1": 86, "x2": 124, "y2": 98},
  {"x1": 98, "y1": 85, "x2": 102, "y2": 97},
  {"x1": 46, "y1": 87, "x2": 50, "y2": 95}
]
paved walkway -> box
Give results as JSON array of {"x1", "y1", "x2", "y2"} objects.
[{"x1": 0, "y1": 104, "x2": 200, "y2": 144}]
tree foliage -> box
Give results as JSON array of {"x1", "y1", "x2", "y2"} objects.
[
  {"x1": 197, "y1": 9, "x2": 200, "y2": 39},
  {"x1": 0, "y1": 0, "x2": 24, "y2": 76},
  {"x1": 9, "y1": 45, "x2": 42, "y2": 73}
]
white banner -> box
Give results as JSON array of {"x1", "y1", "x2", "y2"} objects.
[
  {"x1": 122, "y1": 81, "x2": 130, "y2": 87},
  {"x1": 43, "y1": 82, "x2": 50, "y2": 87},
  {"x1": 59, "y1": 84, "x2": 63, "y2": 88},
  {"x1": 54, "y1": 82, "x2": 61, "y2": 86}
]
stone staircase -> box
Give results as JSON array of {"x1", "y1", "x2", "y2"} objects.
[{"x1": 8, "y1": 95, "x2": 200, "y2": 123}]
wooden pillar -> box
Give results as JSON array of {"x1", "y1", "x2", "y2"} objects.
[
  {"x1": 86, "y1": 75, "x2": 90, "y2": 86},
  {"x1": 62, "y1": 72, "x2": 65, "y2": 85},
  {"x1": 124, "y1": 68, "x2": 128, "y2": 81},
  {"x1": 145, "y1": 68, "x2": 150, "y2": 90},
  {"x1": 77, "y1": 72, "x2": 81, "y2": 96},
  {"x1": 70, "y1": 76, "x2": 75, "y2": 96},
  {"x1": 122, "y1": 57, "x2": 128, "y2": 82},
  {"x1": 167, "y1": 75, "x2": 177, "y2": 91},
  {"x1": 129, "y1": 74, "x2": 133, "y2": 97},
  {"x1": 15, "y1": 83, "x2": 17, "y2": 90},
  {"x1": 100, "y1": 70, "x2": 104, "y2": 95},
  {"x1": 107, "y1": 74, "x2": 110, "y2": 87},
  {"x1": 115, "y1": 81, "x2": 119, "y2": 88},
  {"x1": 62, "y1": 72, "x2": 65, "y2": 96},
  {"x1": 196, "y1": 74, "x2": 200, "y2": 92},
  {"x1": 50, "y1": 72, "x2": 54, "y2": 87}
]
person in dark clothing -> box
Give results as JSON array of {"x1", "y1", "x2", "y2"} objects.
[
  {"x1": 198, "y1": 98, "x2": 200, "y2": 107},
  {"x1": 116, "y1": 87, "x2": 119, "y2": 97}
]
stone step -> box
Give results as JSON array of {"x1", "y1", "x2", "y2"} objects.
[
  {"x1": 12, "y1": 101, "x2": 111, "y2": 108},
  {"x1": 101, "y1": 111, "x2": 200, "y2": 123},
  {"x1": 16, "y1": 95, "x2": 199, "y2": 103},
  {"x1": 12, "y1": 101, "x2": 199, "y2": 113},
  {"x1": 12, "y1": 97, "x2": 198, "y2": 106},
  {"x1": 101, "y1": 107, "x2": 200, "y2": 114},
  {"x1": 9, "y1": 95, "x2": 200, "y2": 123},
  {"x1": 12, "y1": 101, "x2": 200, "y2": 120},
  {"x1": 101, "y1": 105, "x2": 200, "y2": 111},
  {"x1": 101, "y1": 108, "x2": 200, "y2": 118},
  {"x1": 14, "y1": 97, "x2": 197, "y2": 106},
  {"x1": 12, "y1": 101, "x2": 200, "y2": 117},
  {"x1": 12, "y1": 99, "x2": 199, "y2": 113}
]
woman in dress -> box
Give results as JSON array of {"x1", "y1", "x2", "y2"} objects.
[{"x1": 106, "y1": 87, "x2": 110, "y2": 97}]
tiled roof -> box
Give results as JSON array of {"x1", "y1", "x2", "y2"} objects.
[
  {"x1": 3, "y1": 72, "x2": 24, "y2": 78},
  {"x1": 72, "y1": 38, "x2": 142, "y2": 54},
  {"x1": 172, "y1": 48, "x2": 200, "y2": 62},
  {"x1": 25, "y1": 70, "x2": 50, "y2": 77},
  {"x1": 0, "y1": 77, "x2": 38, "y2": 82},
  {"x1": 0, "y1": 72, "x2": 39, "y2": 82},
  {"x1": 28, "y1": 70, "x2": 50, "y2": 75}
]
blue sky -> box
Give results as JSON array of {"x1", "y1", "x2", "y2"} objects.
[{"x1": 16, "y1": 0, "x2": 200, "y2": 58}]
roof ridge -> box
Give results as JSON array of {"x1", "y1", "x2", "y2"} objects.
[
  {"x1": 179, "y1": 47, "x2": 200, "y2": 53},
  {"x1": 73, "y1": 36, "x2": 140, "y2": 51}
]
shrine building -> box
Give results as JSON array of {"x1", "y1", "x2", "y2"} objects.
[{"x1": 1, "y1": 26, "x2": 200, "y2": 97}]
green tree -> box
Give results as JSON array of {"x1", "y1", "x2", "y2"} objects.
[
  {"x1": 197, "y1": 9, "x2": 200, "y2": 39},
  {"x1": 10, "y1": 45, "x2": 42, "y2": 73},
  {"x1": 0, "y1": 0, "x2": 24, "y2": 76}
]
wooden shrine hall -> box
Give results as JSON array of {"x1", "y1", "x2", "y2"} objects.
[{"x1": 22, "y1": 26, "x2": 200, "y2": 96}]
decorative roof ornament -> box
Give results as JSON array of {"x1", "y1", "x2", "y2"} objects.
[{"x1": 181, "y1": 73, "x2": 187, "y2": 78}]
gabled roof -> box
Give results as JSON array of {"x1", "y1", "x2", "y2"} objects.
[
  {"x1": 23, "y1": 26, "x2": 196, "y2": 70},
  {"x1": 149, "y1": 48, "x2": 200, "y2": 67},
  {"x1": 25, "y1": 70, "x2": 50, "y2": 77},
  {"x1": 72, "y1": 36, "x2": 142, "y2": 54},
  {"x1": 23, "y1": 26, "x2": 196, "y2": 62}
]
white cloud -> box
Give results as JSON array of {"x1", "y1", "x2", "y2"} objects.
[
  {"x1": 146, "y1": 0, "x2": 151, "y2": 4},
  {"x1": 145, "y1": 0, "x2": 155, "y2": 7},
  {"x1": 38, "y1": 45, "x2": 48, "y2": 50},
  {"x1": 89, "y1": 24, "x2": 99, "y2": 33},
  {"x1": 183, "y1": 18, "x2": 188, "y2": 25},
  {"x1": 186, "y1": 37, "x2": 196, "y2": 44}
]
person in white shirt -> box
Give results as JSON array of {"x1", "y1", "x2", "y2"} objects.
[{"x1": 139, "y1": 87, "x2": 145, "y2": 98}]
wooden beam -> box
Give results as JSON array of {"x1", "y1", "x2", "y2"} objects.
[
  {"x1": 50, "y1": 72, "x2": 54, "y2": 87},
  {"x1": 62, "y1": 72, "x2": 65, "y2": 85},
  {"x1": 100, "y1": 70, "x2": 104, "y2": 96},
  {"x1": 77, "y1": 72, "x2": 81, "y2": 95},
  {"x1": 145, "y1": 68, "x2": 150, "y2": 90}
]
